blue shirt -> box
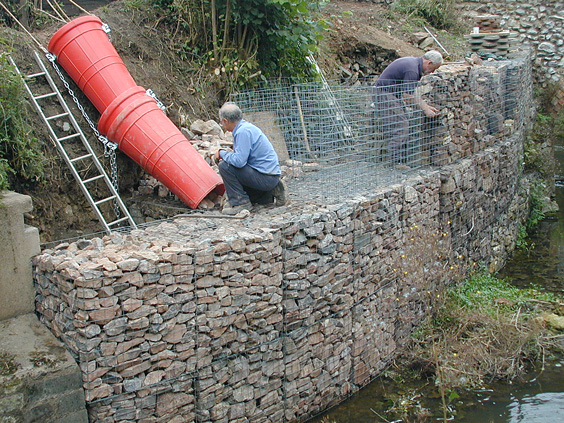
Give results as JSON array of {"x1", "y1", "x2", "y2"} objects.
[
  {"x1": 220, "y1": 119, "x2": 281, "y2": 175},
  {"x1": 375, "y1": 56, "x2": 423, "y2": 95}
]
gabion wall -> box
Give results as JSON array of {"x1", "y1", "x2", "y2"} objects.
[
  {"x1": 233, "y1": 51, "x2": 534, "y2": 204},
  {"x1": 33, "y1": 52, "x2": 533, "y2": 423}
]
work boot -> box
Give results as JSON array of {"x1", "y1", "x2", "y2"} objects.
[
  {"x1": 222, "y1": 201, "x2": 252, "y2": 215},
  {"x1": 272, "y1": 180, "x2": 287, "y2": 206}
]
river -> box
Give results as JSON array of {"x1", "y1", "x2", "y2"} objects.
[{"x1": 309, "y1": 144, "x2": 564, "y2": 422}]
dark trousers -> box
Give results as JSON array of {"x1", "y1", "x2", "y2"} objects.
[
  {"x1": 374, "y1": 92, "x2": 409, "y2": 163},
  {"x1": 218, "y1": 161, "x2": 280, "y2": 206}
]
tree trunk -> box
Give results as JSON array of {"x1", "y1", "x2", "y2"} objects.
[
  {"x1": 220, "y1": 0, "x2": 231, "y2": 61},
  {"x1": 211, "y1": 0, "x2": 218, "y2": 61}
]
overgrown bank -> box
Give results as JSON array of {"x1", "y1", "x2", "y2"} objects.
[{"x1": 313, "y1": 271, "x2": 564, "y2": 423}]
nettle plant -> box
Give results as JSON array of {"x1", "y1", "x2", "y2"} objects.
[
  {"x1": 149, "y1": 0, "x2": 329, "y2": 93},
  {"x1": 0, "y1": 52, "x2": 43, "y2": 191}
]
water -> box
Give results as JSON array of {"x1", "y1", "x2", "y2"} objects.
[
  {"x1": 310, "y1": 145, "x2": 564, "y2": 423},
  {"x1": 497, "y1": 144, "x2": 564, "y2": 294},
  {"x1": 310, "y1": 361, "x2": 564, "y2": 422}
]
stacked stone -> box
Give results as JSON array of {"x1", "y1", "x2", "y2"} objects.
[
  {"x1": 33, "y1": 220, "x2": 290, "y2": 423},
  {"x1": 280, "y1": 174, "x2": 444, "y2": 420},
  {"x1": 466, "y1": 31, "x2": 515, "y2": 56},
  {"x1": 470, "y1": 63, "x2": 506, "y2": 148},
  {"x1": 463, "y1": 13, "x2": 518, "y2": 57},
  {"x1": 476, "y1": 14, "x2": 501, "y2": 32},
  {"x1": 502, "y1": 50, "x2": 534, "y2": 128},
  {"x1": 475, "y1": 0, "x2": 564, "y2": 84},
  {"x1": 426, "y1": 63, "x2": 476, "y2": 162},
  {"x1": 30, "y1": 53, "x2": 535, "y2": 423},
  {"x1": 33, "y1": 172, "x2": 452, "y2": 423},
  {"x1": 281, "y1": 203, "x2": 357, "y2": 420},
  {"x1": 191, "y1": 227, "x2": 286, "y2": 423},
  {"x1": 34, "y1": 233, "x2": 199, "y2": 422},
  {"x1": 438, "y1": 130, "x2": 523, "y2": 272}
]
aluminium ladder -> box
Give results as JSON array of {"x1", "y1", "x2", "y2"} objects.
[{"x1": 10, "y1": 51, "x2": 137, "y2": 233}]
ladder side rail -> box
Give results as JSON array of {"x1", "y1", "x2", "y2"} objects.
[
  {"x1": 11, "y1": 55, "x2": 114, "y2": 232},
  {"x1": 34, "y1": 53, "x2": 137, "y2": 229},
  {"x1": 31, "y1": 53, "x2": 137, "y2": 230}
]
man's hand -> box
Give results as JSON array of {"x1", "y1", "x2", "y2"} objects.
[{"x1": 210, "y1": 146, "x2": 222, "y2": 161}]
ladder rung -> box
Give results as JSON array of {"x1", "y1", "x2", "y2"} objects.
[
  {"x1": 107, "y1": 217, "x2": 131, "y2": 227},
  {"x1": 12, "y1": 53, "x2": 137, "y2": 233},
  {"x1": 34, "y1": 92, "x2": 57, "y2": 100},
  {"x1": 95, "y1": 196, "x2": 117, "y2": 206},
  {"x1": 83, "y1": 174, "x2": 105, "y2": 184},
  {"x1": 57, "y1": 133, "x2": 81, "y2": 142},
  {"x1": 46, "y1": 112, "x2": 69, "y2": 121},
  {"x1": 70, "y1": 153, "x2": 93, "y2": 163},
  {"x1": 26, "y1": 71, "x2": 46, "y2": 78}
]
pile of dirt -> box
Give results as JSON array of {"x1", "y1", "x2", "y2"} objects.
[{"x1": 4, "y1": 0, "x2": 470, "y2": 243}]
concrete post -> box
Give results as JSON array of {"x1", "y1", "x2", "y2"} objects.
[{"x1": 0, "y1": 191, "x2": 41, "y2": 320}]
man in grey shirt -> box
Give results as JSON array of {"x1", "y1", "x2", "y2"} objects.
[{"x1": 373, "y1": 50, "x2": 443, "y2": 165}]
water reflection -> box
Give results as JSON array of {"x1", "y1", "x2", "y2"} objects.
[
  {"x1": 456, "y1": 362, "x2": 564, "y2": 422},
  {"x1": 498, "y1": 144, "x2": 564, "y2": 293},
  {"x1": 508, "y1": 392, "x2": 564, "y2": 422}
]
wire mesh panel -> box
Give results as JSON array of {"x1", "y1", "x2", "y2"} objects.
[
  {"x1": 232, "y1": 56, "x2": 532, "y2": 208},
  {"x1": 234, "y1": 77, "x2": 451, "y2": 204}
]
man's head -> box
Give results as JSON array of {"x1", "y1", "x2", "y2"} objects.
[
  {"x1": 422, "y1": 50, "x2": 443, "y2": 75},
  {"x1": 219, "y1": 102, "x2": 243, "y2": 132}
]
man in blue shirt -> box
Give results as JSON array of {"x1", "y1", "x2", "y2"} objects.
[
  {"x1": 214, "y1": 102, "x2": 286, "y2": 215},
  {"x1": 374, "y1": 50, "x2": 443, "y2": 166}
]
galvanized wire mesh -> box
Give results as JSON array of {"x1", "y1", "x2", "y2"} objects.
[{"x1": 233, "y1": 63, "x2": 528, "y2": 205}]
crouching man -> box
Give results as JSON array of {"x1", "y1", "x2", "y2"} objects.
[{"x1": 214, "y1": 102, "x2": 286, "y2": 215}]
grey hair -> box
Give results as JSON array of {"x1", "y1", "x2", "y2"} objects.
[
  {"x1": 219, "y1": 102, "x2": 243, "y2": 122},
  {"x1": 423, "y1": 50, "x2": 443, "y2": 65}
]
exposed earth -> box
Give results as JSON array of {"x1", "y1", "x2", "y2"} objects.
[{"x1": 2, "y1": 0, "x2": 473, "y2": 243}]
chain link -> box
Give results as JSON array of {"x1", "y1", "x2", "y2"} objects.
[
  {"x1": 146, "y1": 88, "x2": 167, "y2": 112},
  {"x1": 45, "y1": 52, "x2": 121, "y2": 219}
]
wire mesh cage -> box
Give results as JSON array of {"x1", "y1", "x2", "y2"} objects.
[{"x1": 232, "y1": 60, "x2": 528, "y2": 207}]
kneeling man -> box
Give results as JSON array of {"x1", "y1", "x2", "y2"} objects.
[{"x1": 214, "y1": 102, "x2": 286, "y2": 215}]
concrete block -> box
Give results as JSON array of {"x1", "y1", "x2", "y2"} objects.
[
  {"x1": 0, "y1": 191, "x2": 40, "y2": 320},
  {"x1": 0, "y1": 314, "x2": 88, "y2": 423}
]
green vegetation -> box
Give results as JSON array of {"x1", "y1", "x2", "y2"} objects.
[
  {"x1": 395, "y1": 271, "x2": 564, "y2": 420},
  {"x1": 0, "y1": 52, "x2": 44, "y2": 191},
  {"x1": 515, "y1": 85, "x2": 563, "y2": 249},
  {"x1": 392, "y1": 0, "x2": 458, "y2": 30},
  {"x1": 448, "y1": 271, "x2": 558, "y2": 315},
  {"x1": 409, "y1": 271, "x2": 562, "y2": 388},
  {"x1": 135, "y1": 0, "x2": 330, "y2": 93}
]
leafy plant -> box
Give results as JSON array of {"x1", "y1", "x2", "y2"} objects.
[
  {"x1": 407, "y1": 269, "x2": 563, "y2": 401},
  {"x1": 515, "y1": 224, "x2": 534, "y2": 252},
  {"x1": 144, "y1": 0, "x2": 330, "y2": 94},
  {"x1": 0, "y1": 52, "x2": 44, "y2": 191},
  {"x1": 448, "y1": 271, "x2": 557, "y2": 316},
  {"x1": 527, "y1": 180, "x2": 547, "y2": 229},
  {"x1": 392, "y1": 0, "x2": 458, "y2": 30}
]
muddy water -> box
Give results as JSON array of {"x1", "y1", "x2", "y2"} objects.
[{"x1": 310, "y1": 145, "x2": 564, "y2": 422}]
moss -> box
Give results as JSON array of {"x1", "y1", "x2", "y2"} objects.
[
  {"x1": 0, "y1": 351, "x2": 19, "y2": 376},
  {"x1": 28, "y1": 351, "x2": 56, "y2": 368}
]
